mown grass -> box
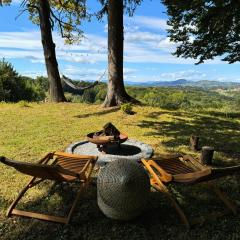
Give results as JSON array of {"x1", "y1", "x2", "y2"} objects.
[{"x1": 0, "y1": 102, "x2": 240, "y2": 240}]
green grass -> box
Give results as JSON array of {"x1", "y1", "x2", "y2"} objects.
[{"x1": 0, "y1": 102, "x2": 240, "y2": 240}]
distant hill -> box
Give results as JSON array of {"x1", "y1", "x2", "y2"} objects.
[{"x1": 125, "y1": 79, "x2": 240, "y2": 88}]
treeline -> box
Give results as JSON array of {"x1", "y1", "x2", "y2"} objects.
[
  {"x1": 69, "y1": 84, "x2": 240, "y2": 111},
  {"x1": 127, "y1": 86, "x2": 240, "y2": 111},
  {"x1": 1, "y1": 59, "x2": 240, "y2": 111},
  {"x1": 0, "y1": 60, "x2": 46, "y2": 102}
]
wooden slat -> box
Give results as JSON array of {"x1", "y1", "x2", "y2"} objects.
[
  {"x1": 173, "y1": 169, "x2": 212, "y2": 183},
  {"x1": 56, "y1": 156, "x2": 90, "y2": 162},
  {"x1": 156, "y1": 162, "x2": 194, "y2": 174},
  {"x1": 156, "y1": 159, "x2": 194, "y2": 170},
  {"x1": 11, "y1": 209, "x2": 68, "y2": 224},
  {"x1": 157, "y1": 163, "x2": 193, "y2": 173},
  {"x1": 3, "y1": 151, "x2": 97, "y2": 224},
  {"x1": 183, "y1": 155, "x2": 207, "y2": 170},
  {"x1": 57, "y1": 163, "x2": 86, "y2": 170},
  {"x1": 54, "y1": 152, "x2": 97, "y2": 160},
  {"x1": 57, "y1": 160, "x2": 87, "y2": 168}
]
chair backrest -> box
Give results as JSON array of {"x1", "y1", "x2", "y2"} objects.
[{"x1": 0, "y1": 156, "x2": 71, "y2": 182}]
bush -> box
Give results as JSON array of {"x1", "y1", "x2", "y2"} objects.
[
  {"x1": 121, "y1": 103, "x2": 133, "y2": 114},
  {"x1": 18, "y1": 100, "x2": 30, "y2": 107},
  {"x1": 35, "y1": 76, "x2": 49, "y2": 92},
  {"x1": 0, "y1": 59, "x2": 46, "y2": 102}
]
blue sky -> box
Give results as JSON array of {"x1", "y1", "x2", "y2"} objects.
[{"x1": 0, "y1": 0, "x2": 240, "y2": 82}]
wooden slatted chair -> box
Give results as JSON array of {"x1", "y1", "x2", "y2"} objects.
[
  {"x1": 0, "y1": 151, "x2": 97, "y2": 224},
  {"x1": 142, "y1": 154, "x2": 240, "y2": 228}
]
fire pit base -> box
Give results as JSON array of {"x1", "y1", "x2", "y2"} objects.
[{"x1": 65, "y1": 139, "x2": 153, "y2": 166}]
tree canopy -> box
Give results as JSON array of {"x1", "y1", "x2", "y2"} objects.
[
  {"x1": 162, "y1": 0, "x2": 240, "y2": 64},
  {"x1": 26, "y1": 0, "x2": 88, "y2": 44}
]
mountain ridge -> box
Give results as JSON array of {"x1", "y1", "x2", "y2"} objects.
[{"x1": 125, "y1": 79, "x2": 240, "y2": 88}]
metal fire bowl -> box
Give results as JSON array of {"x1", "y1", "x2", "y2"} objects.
[{"x1": 86, "y1": 132, "x2": 128, "y2": 145}]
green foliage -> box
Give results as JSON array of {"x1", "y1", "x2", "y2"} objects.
[
  {"x1": 18, "y1": 100, "x2": 30, "y2": 107},
  {"x1": 82, "y1": 88, "x2": 96, "y2": 103},
  {"x1": 127, "y1": 85, "x2": 239, "y2": 111},
  {"x1": 64, "y1": 82, "x2": 107, "y2": 103},
  {"x1": 26, "y1": 0, "x2": 88, "y2": 44},
  {"x1": 121, "y1": 103, "x2": 133, "y2": 114},
  {"x1": 162, "y1": 0, "x2": 240, "y2": 64},
  {"x1": 1, "y1": 60, "x2": 239, "y2": 112},
  {"x1": 64, "y1": 82, "x2": 240, "y2": 113},
  {"x1": 0, "y1": 59, "x2": 46, "y2": 102},
  {"x1": 35, "y1": 76, "x2": 49, "y2": 92}
]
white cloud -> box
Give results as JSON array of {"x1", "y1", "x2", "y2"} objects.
[
  {"x1": 125, "y1": 31, "x2": 164, "y2": 43},
  {"x1": 0, "y1": 31, "x2": 42, "y2": 50},
  {"x1": 158, "y1": 37, "x2": 177, "y2": 52},
  {"x1": 0, "y1": 29, "x2": 224, "y2": 66},
  {"x1": 62, "y1": 65, "x2": 106, "y2": 80},
  {"x1": 160, "y1": 70, "x2": 207, "y2": 81},
  {"x1": 127, "y1": 15, "x2": 168, "y2": 31},
  {"x1": 124, "y1": 68, "x2": 137, "y2": 75},
  {"x1": 21, "y1": 70, "x2": 47, "y2": 78}
]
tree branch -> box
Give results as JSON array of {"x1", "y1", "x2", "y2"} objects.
[{"x1": 15, "y1": 8, "x2": 29, "y2": 20}]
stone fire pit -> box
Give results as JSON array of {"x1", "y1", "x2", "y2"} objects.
[{"x1": 65, "y1": 139, "x2": 153, "y2": 166}]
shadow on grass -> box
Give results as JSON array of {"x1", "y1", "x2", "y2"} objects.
[
  {"x1": 139, "y1": 110, "x2": 240, "y2": 154},
  {"x1": 201, "y1": 110, "x2": 240, "y2": 119},
  {"x1": 2, "y1": 179, "x2": 240, "y2": 240},
  {"x1": 74, "y1": 107, "x2": 120, "y2": 119}
]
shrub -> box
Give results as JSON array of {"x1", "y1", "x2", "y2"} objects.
[
  {"x1": 0, "y1": 59, "x2": 46, "y2": 102},
  {"x1": 35, "y1": 76, "x2": 49, "y2": 92},
  {"x1": 18, "y1": 100, "x2": 30, "y2": 107},
  {"x1": 82, "y1": 89, "x2": 97, "y2": 103},
  {"x1": 121, "y1": 103, "x2": 133, "y2": 114}
]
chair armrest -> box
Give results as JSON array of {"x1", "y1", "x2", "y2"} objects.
[
  {"x1": 54, "y1": 151, "x2": 97, "y2": 161},
  {"x1": 142, "y1": 159, "x2": 172, "y2": 183},
  {"x1": 38, "y1": 152, "x2": 55, "y2": 164}
]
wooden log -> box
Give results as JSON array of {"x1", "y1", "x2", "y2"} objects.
[
  {"x1": 189, "y1": 135, "x2": 199, "y2": 151},
  {"x1": 103, "y1": 122, "x2": 120, "y2": 139},
  {"x1": 200, "y1": 146, "x2": 214, "y2": 165}
]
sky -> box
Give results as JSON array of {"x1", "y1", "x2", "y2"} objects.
[{"x1": 0, "y1": 0, "x2": 240, "y2": 83}]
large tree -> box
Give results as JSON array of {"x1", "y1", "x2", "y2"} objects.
[
  {"x1": 98, "y1": 0, "x2": 142, "y2": 107},
  {"x1": 1, "y1": 0, "x2": 87, "y2": 102},
  {"x1": 37, "y1": 0, "x2": 66, "y2": 102},
  {"x1": 27, "y1": 0, "x2": 88, "y2": 102},
  {"x1": 162, "y1": 0, "x2": 240, "y2": 64}
]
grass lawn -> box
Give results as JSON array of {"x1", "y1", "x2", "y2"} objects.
[{"x1": 0, "y1": 102, "x2": 240, "y2": 240}]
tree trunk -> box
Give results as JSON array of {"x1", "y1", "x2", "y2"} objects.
[
  {"x1": 38, "y1": 0, "x2": 66, "y2": 102},
  {"x1": 189, "y1": 135, "x2": 200, "y2": 151},
  {"x1": 103, "y1": 0, "x2": 139, "y2": 107},
  {"x1": 200, "y1": 146, "x2": 214, "y2": 165}
]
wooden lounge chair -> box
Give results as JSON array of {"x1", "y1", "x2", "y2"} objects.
[
  {"x1": 0, "y1": 151, "x2": 97, "y2": 224},
  {"x1": 142, "y1": 154, "x2": 240, "y2": 228}
]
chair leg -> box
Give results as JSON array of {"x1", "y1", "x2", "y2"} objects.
[
  {"x1": 10, "y1": 209, "x2": 69, "y2": 224},
  {"x1": 66, "y1": 182, "x2": 86, "y2": 223},
  {"x1": 207, "y1": 182, "x2": 237, "y2": 215},
  {"x1": 7, "y1": 178, "x2": 88, "y2": 224},
  {"x1": 6, "y1": 176, "x2": 68, "y2": 223},
  {"x1": 7, "y1": 176, "x2": 37, "y2": 217},
  {"x1": 66, "y1": 162, "x2": 95, "y2": 223},
  {"x1": 7, "y1": 155, "x2": 54, "y2": 218},
  {"x1": 152, "y1": 182, "x2": 190, "y2": 229}
]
